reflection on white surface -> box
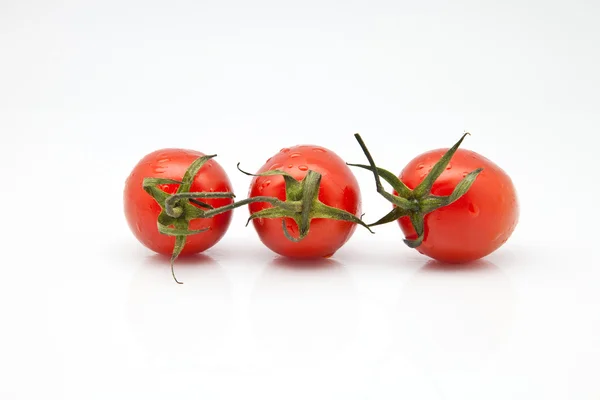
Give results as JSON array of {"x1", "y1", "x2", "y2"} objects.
[
  {"x1": 387, "y1": 259, "x2": 515, "y2": 395},
  {"x1": 127, "y1": 254, "x2": 233, "y2": 369},
  {"x1": 367, "y1": 355, "x2": 443, "y2": 400},
  {"x1": 249, "y1": 257, "x2": 358, "y2": 366}
]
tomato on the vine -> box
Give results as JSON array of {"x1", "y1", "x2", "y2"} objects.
[
  {"x1": 124, "y1": 148, "x2": 234, "y2": 257},
  {"x1": 398, "y1": 148, "x2": 518, "y2": 263},
  {"x1": 246, "y1": 145, "x2": 364, "y2": 258},
  {"x1": 350, "y1": 133, "x2": 518, "y2": 263}
]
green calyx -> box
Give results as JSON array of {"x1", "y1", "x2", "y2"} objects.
[
  {"x1": 143, "y1": 155, "x2": 235, "y2": 284},
  {"x1": 236, "y1": 163, "x2": 374, "y2": 242},
  {"x1": 348, "y1": 133, "x2": 483, "y2": 248}
]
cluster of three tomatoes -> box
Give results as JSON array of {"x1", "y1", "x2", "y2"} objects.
[{"x1": 124, "y1": 133, "x2": 518, "y2": 277}]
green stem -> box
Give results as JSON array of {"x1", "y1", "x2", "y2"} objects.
[
  {"x1": 164, "y1": 192, "x2": 236, "y2": 218},
  {"x1": 349, "y1": 132, "x2": 483, "y2": 250},
  {"x1": 235, "y1": 160, "x2": 374, "y2": 244},
  {"x1": 352, "y1": 134, "x2": 418, "y2": 211},
  {"x1": 164, "y1": 193, "x2": 302, "y2": 219}
]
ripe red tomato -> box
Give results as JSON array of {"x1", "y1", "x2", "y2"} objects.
[
  {"x1": 248, "y1": 145, "x2": 362, "y2": 258},
  {"x1": 398, "y1": 148, "x2": 519, "y2": 263},
  {"x1": 124, "y1": 149, "x2": 233, "y2": 255}
]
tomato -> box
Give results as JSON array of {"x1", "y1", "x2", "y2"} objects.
[
  {"x1": 248, "y1": 145, "x2": 362, "y2": 258},
  {"x1": 398, "y1": 148, "x2": 519, "y2": 263},
  {"x1": 124, "y1": 148, "x2": 233, "y2": 256}
]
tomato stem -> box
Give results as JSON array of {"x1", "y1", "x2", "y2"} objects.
[
  {"x1": 350, "y1": 134, "x2": 416, "y2": 210},
  {"x1": 349, "y1": 133, "x2": 483, "y2": 248},
  {"x1": 164, "y1": 192, "x2": 236, "y2": 218},
  {"x1": 235, "y1": 162, "x2": 374, "y2": 241}
]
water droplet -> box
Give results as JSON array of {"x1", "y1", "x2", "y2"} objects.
[
  {"x1": 271, "y1": 163, "x2": 283, "y2": 170},
  {"x1": 287, "y1": 164, "x2": 293, "y2": 168},
  {"x1": 417, "y1": 164, "x2": 425, "y2": 170},
  {"x1": 135, "y1": 222, "x2": 142, "y2": 233},
  {"x1": 289, "y1": 152, "x2": 302, "y2": 158},
  {"x1": 313, "y1": 147, "x2": 327, "y2": 153},
  {"x1": 298, "y1": 165, "x2": 308, "y2": 171},
  {"x1": 266, "y1": 157, "x2": 272, "y2": 163},
  {"x1": 280, "y1": 148, "x2": 290, "y2": 153},
  {"x1": 157, "y1": 158, "x2": 170, "y2": 163},
  {"x1": 462, "y1": 172, "x2": 469, "y2": 177},
  {"x1": 445, "y1": 163, "x2": 452, "y2": 170},
  {"x1": 262, "y1": 179, "x2": 271, "y2": 188},
  {"x1": 468, "y1": 203, "x2": 479, "y2": 217},
  {"x1": 154, "y1": 166, "x2": 167, "y2": 173}
]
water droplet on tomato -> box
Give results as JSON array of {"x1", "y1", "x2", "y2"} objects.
[
  {"x1": 312, "y1": 147, "x2": 327, "y2": 153},
  {"x1": 417, "y1": 164, "x2": 425, "y2": 170},
  {"x1": 263, "y1": 179, "x2": 271, "y2": 187},
  {"x1": 287, "y1": 164, "x2": 293, "y2": 168},
  {"x1": 154, "y1": 166, "x2": 167, "y2": 173},
  {"x1": 266, "y1": 157, "x2": 272, "y2": 163},
  {"x1": 289, "y1": 152, "x2": 302, "y2": 158},
  {"x1": 298, "y1": 165, "x2": 308, "y2": 171},
  {"x1": 157, "y1": 158, "x2": 170, "y2": 163},
  {"x1": 271, "y1": 163, "x2": 283, "y2": 170},
  {"x1": 135, "y1": 222, "x2": 142, "y2": 233},
  {"x1": 468, "y1": 203, "x2": 479, "y2": 217},
  {"x1": 462, "y1": 172, "x2": 469, "y2": 177},
  {"x1": 445, "y1": 163, "x2": 452, "y2": 170},
  {"x1": 280, "y1": 148, "x2": 290, "y2": 153}
]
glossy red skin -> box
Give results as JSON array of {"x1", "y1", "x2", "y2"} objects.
[
  {"x1": 398, "y1": 148, "x2": 518, "y2": 263},
  {"x1": 249, "y1": 145, "x2": 361, "y2": 258},
  {"x1": 124, "y1": 149, "x2": 233, "y2": 255}
]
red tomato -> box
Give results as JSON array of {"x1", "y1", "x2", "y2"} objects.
[
  {"x1": 398, "y1": 148, "x2": 518, "y2": 263},
  {"x1": 248, "y1": 145, "x2": 362, "y2": 258},
  {"x1": 124, "y1": 149, "x2": 233, "y2": 255}
]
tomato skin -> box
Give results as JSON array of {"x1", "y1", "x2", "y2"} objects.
[
  {"x1": 249, "y1": 145, "x2": 361, "y2": 258},
  {"x1": 124, "y1": 149, "x2": 233, "y2": 255},
  {"x1": 398, "y1": 148, "x2": 518, "y2": 263}
]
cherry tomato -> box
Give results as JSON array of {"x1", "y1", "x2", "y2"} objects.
[
  {"x1": 398, "y1": 148, "x2": 519, "y2": 263},
  {"x1": 124, "y1": 149, "x2": 233, "y2": 255},
  {"x1": 248, "y1": 146, "x2": 362, "y2": 258}
]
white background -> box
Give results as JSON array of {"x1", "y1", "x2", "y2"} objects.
[{"x1": 1, "y1": 0, "x2": 599, "y2": 399}]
